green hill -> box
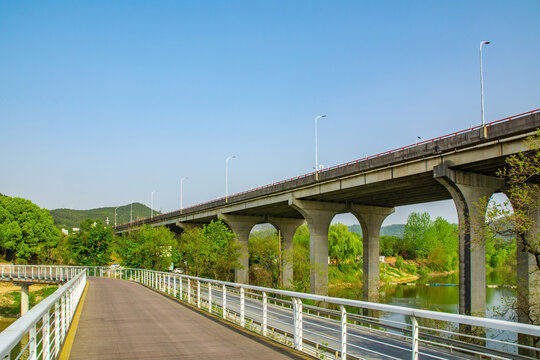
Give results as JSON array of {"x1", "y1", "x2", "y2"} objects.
[
  {"x1": 348, "y1": 224, "x2": 405, "y2": 238},
  {"x1": 50, "y1": 203, "x2": 160, "y2": 228}
]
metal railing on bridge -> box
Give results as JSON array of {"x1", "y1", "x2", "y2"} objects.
[
  {"x1": 0, "y1": 266, "x2": 87, "y2": 360},
  {"x1": 1, "y1": 265, "x2": 539, "y2": 360}
]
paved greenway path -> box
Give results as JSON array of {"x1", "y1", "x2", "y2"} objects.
[{"x1": 68, "y1": 278, "x2": 308, "y2": 360}]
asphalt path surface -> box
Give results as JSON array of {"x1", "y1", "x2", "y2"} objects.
[{"x1": 68, "y1": 278, "x2": 308, "y2": 360}]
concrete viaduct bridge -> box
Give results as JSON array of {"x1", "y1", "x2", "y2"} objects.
[{"x1": 115, "y1": 109, "x2": 540, "y2": 319}]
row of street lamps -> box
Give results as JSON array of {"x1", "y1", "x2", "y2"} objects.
[{"x1": 121, "y1": 41, "x2": 490, "y2": 225}]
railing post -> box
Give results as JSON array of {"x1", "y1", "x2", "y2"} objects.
[
  {"x1": 197, "y1": 280, "x2": 201, "y2": 308},
  {"x1": 411, "y1": 315, "x2": 419, "y2": 360},
  {"x1": 222, "y1": 284, "x2": 227, "y2": 319},
  {"x1": 340, "y1": 305, "x2": 347, "y2": 359},
  {"x1": 293, "y1": 298, "x2": 303, "y2": 351},
  {"x1": 263, "y1": 292, "x2": 268, "y2": 337},
  {"x1": 179, "y1": 277, "x2": 183, "y2": 300},
  {"x1": 208, "y1": 283, "x2": 212, "y2": 313},
  {"x1": 42, "y1": 311, "x2": 50, "y2": 360},
  {"x1": 188, "y1": 279, "x2": 191, "y2": 304},
  {"x1": 60, "y1": 295, "x2": 66, "y2": 342},
  {"x1": 54, "y1": 302, "x2": 60, "y2": 356},
  {"x1": 168, "y1": 275, "x2": 171, "y2": 295},
  {"x1": 174, "y1": 275, "x2": 177, "y2": 297},
  {"x1": 29, "y1": 324, "x2": 37, "y2": 360},
  {"x1": 240, "y1": 287, "x2": 245, "y2": 327}
]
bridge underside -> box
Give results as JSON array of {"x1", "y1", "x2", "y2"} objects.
[{"x1": 116, "y1": 111, "x2": 540, "y2": 320}]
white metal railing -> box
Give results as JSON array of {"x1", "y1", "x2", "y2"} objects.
[
  {"x1": 0, "y1": 266, "x2": 87, "y2": 360},
  {"x1": 107, "y1": 267, "x2": 540, "y2": 360},
  {"x1": 0, "y1": 265, "x2": 88, "y2": 283},
  {"x1": 1, "y1": 266, "x2": 539, "y2": 359}
]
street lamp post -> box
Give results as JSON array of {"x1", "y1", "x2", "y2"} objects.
[
  {"x1": 151, "y1": 191, "x2": 155, "y2": 218},
  {"x1": 225, "y1": 155, "x2": 236, "y2": 202},
  {"x1": 480, "y1": 40, "x2": 490, "y2": 136},
  {"x1": 180, "y1": 177, "x2": 187, "y2": 213},
  {"x1": 315, "y1": 115, "x2": 327, "y2": 180},
  {"x1": 114, "y1": 207, "x2": 119, "y2": 227}
]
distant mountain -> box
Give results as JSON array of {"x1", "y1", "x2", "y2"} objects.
[
  {"x1": 348, "y1": 224, "x2": 405, "y2": 238},
  {"x1": 50, "y1": 203, "x2": 160, "y2": 228}
]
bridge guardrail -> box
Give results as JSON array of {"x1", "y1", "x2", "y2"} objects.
[
  {"x1": 116, "y1": 108, "x2": 540, "y2": 230},
  {"x1": 99, "y1": 267, "x2": 540, "y2": 360},
  {"x1": 0, "y1": 266, "x2": 87, "y2": 360},
  {"x1": 2, "y1": 265, "x2": 538, "y2": 359}
]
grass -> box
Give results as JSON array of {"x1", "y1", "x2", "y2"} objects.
[{"x1": 0, "y1": 285, "x2": 58, "y2": 317}]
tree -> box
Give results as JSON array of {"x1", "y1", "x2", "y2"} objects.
[
  {"x1": 249, "y1": 229, "x2": 280, "y2": 287},
  {"x1": 180, "y1": 220, "x2": 240, "y2": 281},
  {"x1": 0, "y1": 196, "x2": 60, "y2": 263},
  {"x1": 115, "y1": 225, "x2": 178, "y2": 271},
  {"x1": 485, "y1": 130, "x2": 540, "y2": 270},
  {"x1": 328, "y1": 223, "x2": 362, "y2": 269},
  {"x1": 69, "y1": 219, "x2": 113, "y2": 266},
  {"x1": 477, "y1": 130, "x2": 539, "y2": 354},
  {"x1": 403, "y1": 212, "x2": 432, "y2": 258}
]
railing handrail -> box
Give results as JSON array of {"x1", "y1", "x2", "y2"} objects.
[
  {"x1": 131, "y1": 267, "x2": 540, "y2": 337},
  {"x1": 0, "y1": 268, "x2": 86, "y2": 356},
  {"x1": 116, "y1": 108, "x2": 540, "y2": 229}
]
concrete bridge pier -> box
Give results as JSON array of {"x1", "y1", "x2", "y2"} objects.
[
  {"x1": 434, "y1": 165, "x2": 503, "y2": 315},
  {"x1": 289, "y1": 199, "x2": 347, "y2": 295},
  {"x1": 350, "y1": 205, "x2": 395, "y2": 303},
  {"x1": 220, "y1": 214, "x2": 263, "y2": 284},
  {"x1": 269, "y1": 217, "x2": 304, "y2": 288},
  {"x1": 16, "y1": 283, "x2": 30, "y2": 315}
]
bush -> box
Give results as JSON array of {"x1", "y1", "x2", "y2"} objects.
[{"x1": 395, "y1": 256, "x2": 404, "y2": 269}]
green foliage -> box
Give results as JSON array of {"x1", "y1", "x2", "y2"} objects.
[
  {"x1": 0, "y1": 196, "x2": 60, "y2": 263},
  {"x1": 0, "y1": 285, "x2": 58, "y2": 316},
  {"x1": 395, "y1": 256, "x2": 404, "y2": 269},
  {"x1": 401, "y1": 212, "x2": 459, "y2": 271},
  {"x1": 380, "y1": 235, "x2": 401, "y2": 256},
  {"x1": 50, "y1": 202, "x2": 160, "y2": 228},
  {"x1": 403, "y1": 212, "x2": 432, "y2": 258},
  {"x1": 249, "y1": 229, "x2": 280, "y2": 287},
  {"x1": 180, "y1": 219, "x2": 240, "y2": 281},
  {"x1": 69, "y1": 219, "x2": 113, "y2": 266},
  {"x1": 328, "y1": 223, "x2": 362, "y2": 269},
  {"x1": 292, "y1": 225, "x2": 311, "y2": 292},
  {"x1": 116, "y1": 225, "x2": 178, "y2": 271}
]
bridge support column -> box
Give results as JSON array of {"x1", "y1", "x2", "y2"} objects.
[
  {"x1": 220, "y1": 215, "x2": 263, "y2": 284},
  {"x1": 20, "y1": 283, "x2": 30, "y2": 315},
  {"x1": 289, "y1": 199, "x2": 347, "y2": 295},
  {"x1": 350, "y1": 205, "x2": 395, "y2": 303},
  {"x1": 434, "y1": 165, "x2": 503, "y2": 315},
  {"x1": 270, "y1": 218, "x2": 304, "y2": 288}
]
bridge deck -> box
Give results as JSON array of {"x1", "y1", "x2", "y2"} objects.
[{"x1": 68, "y1": 278, "x2": 307, "y2": 359}]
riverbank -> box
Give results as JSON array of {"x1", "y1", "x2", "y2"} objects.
[
  {"x1": 329, "y1": 258, "x2": 514, "y2": 291},
  {"x1": 0, "y1": 282, "x2": 58, "y2": 317}
]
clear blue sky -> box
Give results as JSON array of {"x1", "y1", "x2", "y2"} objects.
[{"x1": 1, "y1": 1, "x2": 539, "y2": 225}]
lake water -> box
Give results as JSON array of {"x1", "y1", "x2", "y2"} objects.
[
  {"x1": 329, "y1": 269, "x2": 519, "y2": 352},
  {"x1": 329, "y1": 269, "x2": 516, "y2": 318}
]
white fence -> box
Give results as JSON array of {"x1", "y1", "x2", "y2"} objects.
[
  {"x1": 0, "y1": 266, "x2": 87, "y2": 360},
  {"x1": 125, "y1": 268, "x2": 540, "y2": 360},
  {"x1": 1, "y1": 266, "x2": 539, "y2": 360}
]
